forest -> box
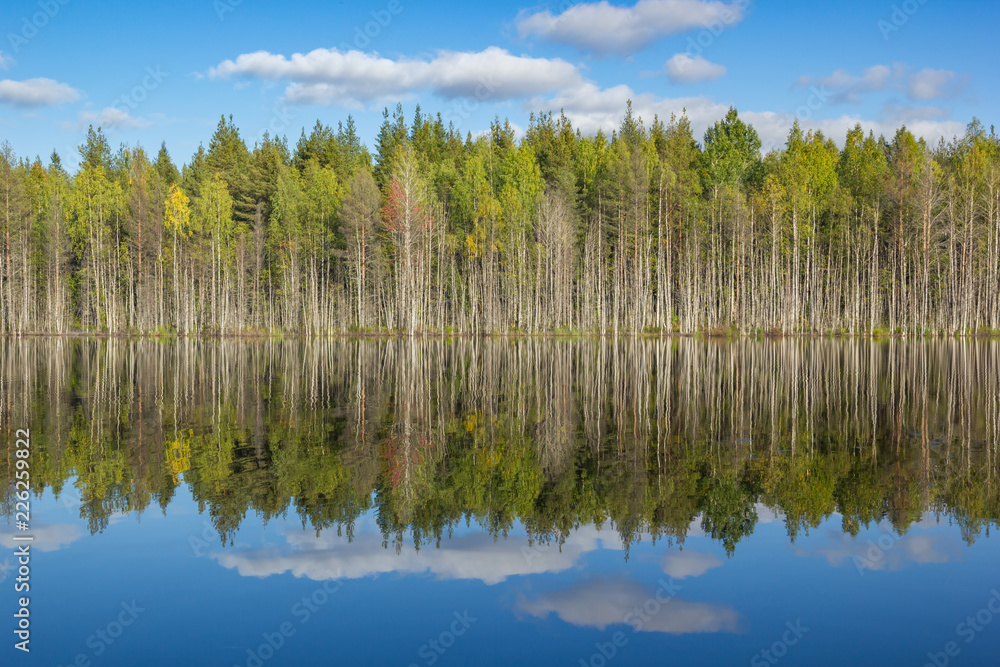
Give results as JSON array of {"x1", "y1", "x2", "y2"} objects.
[{"x1": 2, "y1": 104, "x2": 1000, "y2": 335}]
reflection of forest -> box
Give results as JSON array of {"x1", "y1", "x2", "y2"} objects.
[{"x1": 2, "y1": 339, "x2": 998, "y2": 555}]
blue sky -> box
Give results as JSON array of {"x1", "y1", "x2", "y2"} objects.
[{"x1": 0, "y1": 0, "x2": 994, "y2": 170}]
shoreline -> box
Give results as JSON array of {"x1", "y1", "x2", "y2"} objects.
[{"x1": 3, "y1": 330, "x2": 1000, "y2": 340}]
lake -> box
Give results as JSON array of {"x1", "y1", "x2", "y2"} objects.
[{"x1": 2, "y1": 338, "x2": 999, "y2": 666}]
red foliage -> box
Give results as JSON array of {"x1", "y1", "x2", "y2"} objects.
[{"x1": 381, "y1": 177, "x2": 435, "y2": 233}]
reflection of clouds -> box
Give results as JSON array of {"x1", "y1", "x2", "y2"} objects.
[
  {"x1": 897, "y1": 535, "x2": 954, "y2": 564},
  {"x1": 912, "y1": 513, "x2": 946, "y2": 529},
  {"x1": 686, "y1": 515, "x2": 706, "y2": 538},
  {"x1": 755, "y1": 504, "x2": 783, "y2": 524},
  {"x1": 214, "y1": 525, "x2": 623, "y2": 585},
  {"x1": 518, "y1": 578, "x2": 741, "y2": 635},
  {"x1": 662, "y1": 550, "x2": 723, "y2": 579},
  {"x1": 0, "y1": 523, "x2": 83, "y2": 552},
  {"x1": 796, "y1": 529, "x2": 961, "y2": 571},
  {"x1": 685, "y1": 505, "x2": 778, "y2": 538}
]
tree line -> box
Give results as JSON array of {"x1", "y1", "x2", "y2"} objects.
[{"x1": 2, "y1": 104, "x2": 1000, "y2": 335}]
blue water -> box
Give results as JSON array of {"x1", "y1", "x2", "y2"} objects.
[{"x1": 4, "y1": 484, "x2": 998, "y2": 667}]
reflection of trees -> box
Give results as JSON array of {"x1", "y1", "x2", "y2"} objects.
[
  {"x1": 701, "y1": 476, "x2": 757, "y2": 557},
  {"x1": 2, "y1": 338, "x2": 1000, "y2": 556}
]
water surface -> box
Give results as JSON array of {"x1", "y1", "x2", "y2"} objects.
[{"x1": 2, "y1": 339, "x2": 999, "y2": 666}]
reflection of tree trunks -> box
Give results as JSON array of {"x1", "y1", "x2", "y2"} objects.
[{"x1": 3, "y1": 338, "x2": 1000, "y2": 547}]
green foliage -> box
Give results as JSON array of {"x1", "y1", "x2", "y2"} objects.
[
  {"x1": 2, "y1": 102, "x2": 1000, "y2": 336},
  {"x1": 702, "y1": 106, "x2": 762, "y2": 193},
  {"x1": 6, "y1": 339, "x2": 1000, "y2": 555}
]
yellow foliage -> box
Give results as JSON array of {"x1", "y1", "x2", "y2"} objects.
[
  {"x1": 167, "y1": 437, "x2": 191, "y2": 483},
  {"x1": 464, "y1": 234, "x2": 480, "y2": 258},
  {"x1": 484, "y1": 448, "x2": 501, "y2": 467},
  {"x1": 164, "y1": 184, "x2": 192, "y2": 233}
]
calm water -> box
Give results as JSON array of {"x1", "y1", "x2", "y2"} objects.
[{"x1": 2, "y1": 339, "x2": 1000, "y2": 666}]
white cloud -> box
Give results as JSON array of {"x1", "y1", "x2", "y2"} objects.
[
  {"x1": 881, "y1": 102, "x2": 951, "y2": 124},
  {"x1": 516, "y1": 0, "x2": 747, "y2": 56},
  {"x1": 77, "y1": 106, "x2": 151, "y2": 130},
  {"x1": 518, "y1": 578, "x2": 742, "y2": 634},
  {"x1": 794, "y1": 64, "x2": 898, "y2": 105},
  {"x1": 213, "y1": 47, "x2": 968, "y2": 152},
  {"x1": 662, "y1": 549, "x2": 724, "y2": 579},
  {"x1": 526, "y1": 82, "x2": 966, "y2": 150},
  {"x1": 210, "y1": 47, "x2": 582, "y2": 107},
  {"x1": 0, "y1": 78, "x2": 80, "y2": 108},
  {"x1": 213, "y1": 524, "x2": 623, "y2": 585},
  {"x1": 795, "y1": 64, "x2": 967, "y2": 105},
  {"x1": 0, "y1": 52, "x2": 13, "y2": 71},
  {"x1": 0, "y1": 523, "x2": 83, "y2": 552},
  {"x1": 758, "y1": 113, "x2": 965, "y2": 150},
  {"x1": 666, "y1": 53, "x2": 727, "y2": 83},
  {"x1": 906, "y1": 68, "x2": 965, "y2": 101}
]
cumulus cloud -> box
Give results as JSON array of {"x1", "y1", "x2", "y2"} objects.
[
  {"x1": 794, "y1": 64, "x2": 967, "y2": 105},
  {"x1": 77, "y1": 106, "x2": 150, "y2": 130},
  {"x1": 213, "y1": 524, "x2": 623, "y2": 585},
  {"x1": 741, "y1": 110, "x2": 964, "y2": 152},
  {"x1": 516, "y1": 0, "x2": 747, "y2": 55},
  {"x1": 665, "y1": 53, "x2": 727, "y2": 83},
  {"x1": 662, "y1": 549, "x2": 724, "y2": 579},
  {"x1": 518, "y1": 578, "x2": 742, "y2": 634},
  {"x1": 793, "y1": 64, "x2": 896, "y2": 105},
  {"x1": 906, "y1": 68, "x2": 966, "y2": 101},
  {"x1": 0, "y1": 78, "x2": 80, "y2": 108},
  {"x1": 210, "y1": 47, "x2": 582, "y2": 107},
  {"x1": 526, "y1": 81, "x2": 966, "y2": 150},
  {"x1": 0, "y1": 523, "x2": 84, "y2": 552},
  {"x1": 881, "y1": 102, "x2": 951, "y2": 124}
]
